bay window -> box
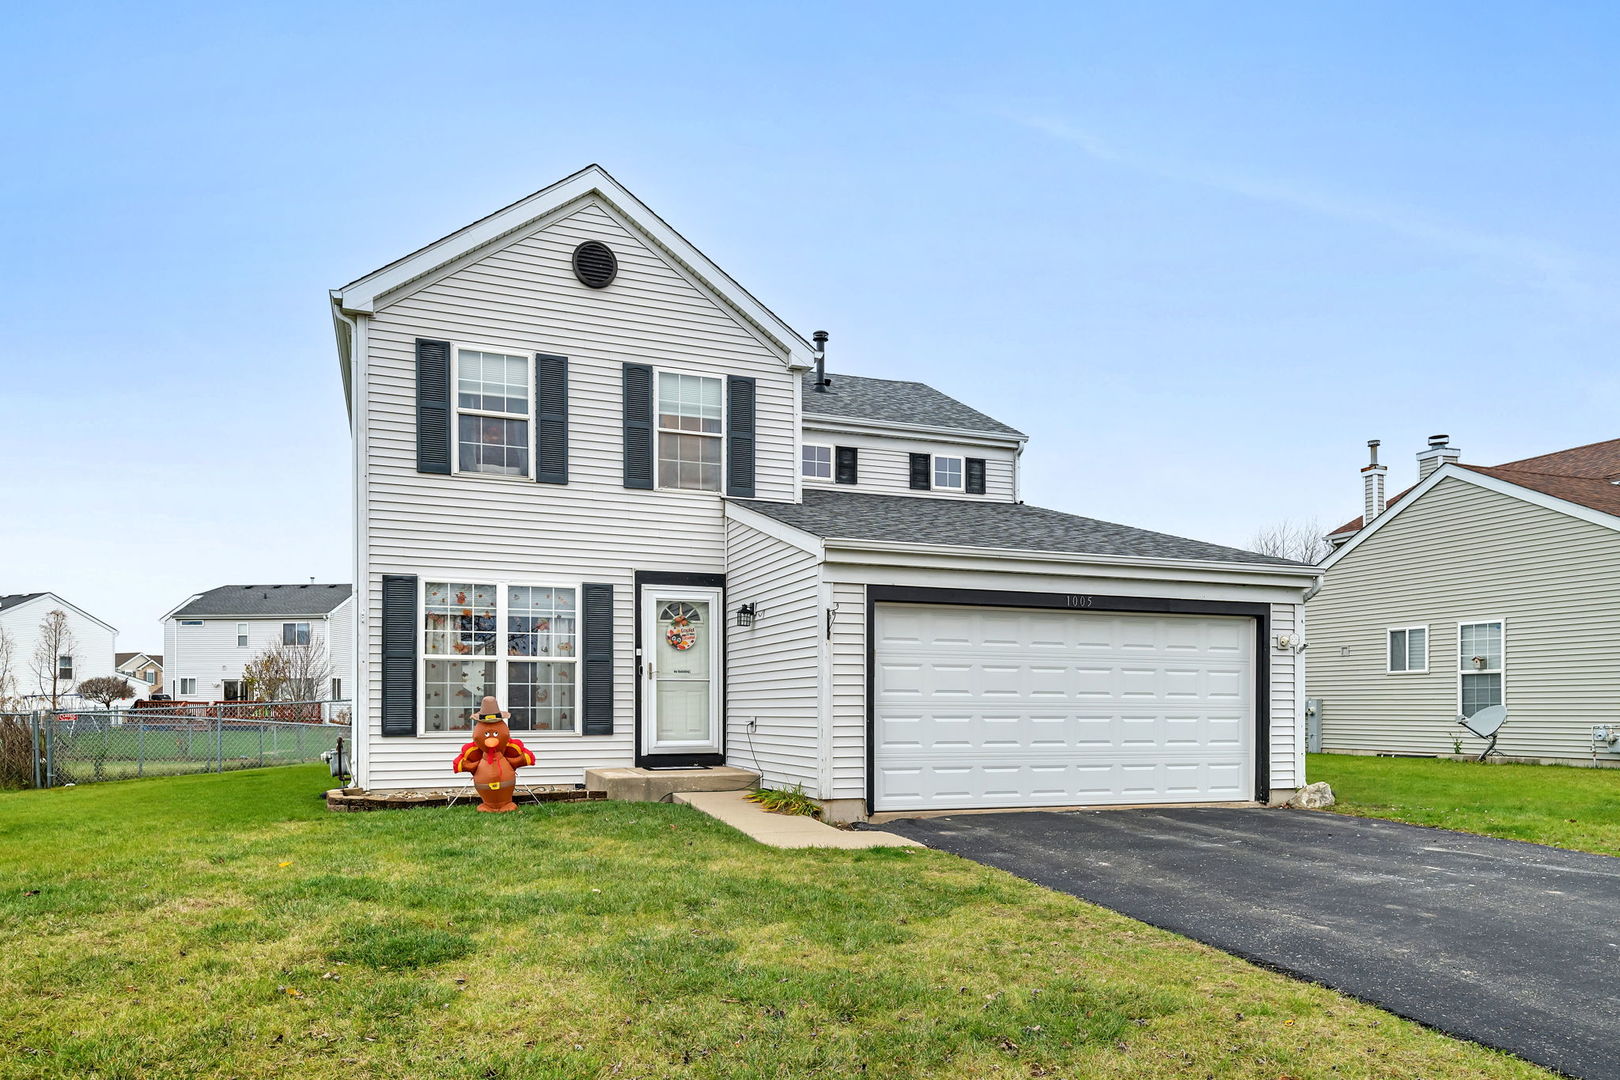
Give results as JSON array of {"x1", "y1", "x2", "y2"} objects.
[
  {"x1": 457, "y1": 349, "x2": 530, "y2": 476},
  {"x1": 422, "y1": 580, "x2": 578, "y2": 733},
  {"x1": 657, "y1": 371, "x2": 722, "y2": 491}
]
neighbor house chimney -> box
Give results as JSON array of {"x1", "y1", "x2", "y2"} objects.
[
  {"x1": 1417, "y1": 434, "x2": 1460, "y2": 481},
  {"x1": 1362, "y1": 439, "x2": 1387, "y2": 524},
  {"x1": 811, "y1": 330, "x2": 829, "y2": 392}
]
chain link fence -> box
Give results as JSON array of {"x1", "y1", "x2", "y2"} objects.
[{"x1": 0, "y1": 701, "x2": 352, "y2": 789}]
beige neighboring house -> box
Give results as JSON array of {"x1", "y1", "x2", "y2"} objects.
[
  {"x1": 115, "y1": 652, "x2": 164, "y2": 698},
  {"x1": 1308, "y1": 435, "x2": 1620, "y2": 765}
]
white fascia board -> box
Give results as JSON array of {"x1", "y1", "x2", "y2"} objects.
[
  {"x1": 724, "y1": 501, "x2": 826, "y2": 557},
  {"x1": 1318, "y1": 463, "x2": 1620, "y2": 570},
  {"x1": 330, "y1": 164, "x2": 813, "y2": 370},
  {"x1": 159, "y1": 594, "x2": 204, "y2": 623},
  {"x1": 821, "y1": 538, "x2": 1321, "y2": 588},
  {"x1": 801, "y1": 413, "x2": 1028, "y2": 448}
]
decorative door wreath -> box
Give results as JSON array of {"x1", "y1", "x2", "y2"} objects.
[{"x1": 663, "y1": 602, "x2": 702, "y2": 651}]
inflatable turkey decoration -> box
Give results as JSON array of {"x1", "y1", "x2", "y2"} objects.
[{"x1": 451, "y1": 696, "x2": 535, "y2": 812}]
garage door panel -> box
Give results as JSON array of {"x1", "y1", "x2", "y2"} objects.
[{"x1": 874, "y1": 604, "x2": 1254, "y2": 811}]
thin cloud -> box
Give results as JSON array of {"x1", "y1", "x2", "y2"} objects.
[{"x1": 1005, "y1": 112, "x2": 1612, "y2": 315}]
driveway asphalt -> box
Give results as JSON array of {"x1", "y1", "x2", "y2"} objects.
[{"x1": 879, "y1": 807, "x2": 1620, "y2": 1080}]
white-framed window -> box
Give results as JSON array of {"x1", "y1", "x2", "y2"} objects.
[
  {"x1": 933, "y1": 455, "x2": 964, "y2": 491},
  {"x1": 180, "y1": 620, "x2": 203, "y2": 626},
  {"x1": 1458, "y1": 620, "x2": 1505, "y2": 719},
  {"x1": 178, "y1": 678, "x2": 197, "y2": 696},
  {"x1": 656, "y1": 370, "x2": 722, "y2": 491},
  {"x1": 57, "y1": 655, "x2": 73, "y2": 681},
  {"x1": 456, "y1": 347, "x2": 531, "y2": 477},
  {"x1": 143, "y1": 669, "x2": 155, "y2": 684},
  {"x1": 801, "y1": 443, "x2": 833, "y2": 481},
  {"x1": 421, "y1": 580, "x2": 579, "y2": 734},
  {"x1": 237, "y1": 623, "x2": 249, "y2": 648},
  {"x1": 282, "y1": 622, "x2": 311, "y2": 647},
  {"x1": 223, "y1": 680, "x2": 246, "y2": 701},
  {"x1": 1386, "y1": 626, "x2": 1428, "y2": 673},
  {"x1": 331, "y1": 678, "x2": 342, "y2": 701}
]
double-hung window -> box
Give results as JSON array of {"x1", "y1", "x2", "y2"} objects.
[
  {"x1": 457, "y1": 349, "x2": 531, "y2": 477},
  {"x1": 656, "y1": 372, "x2": 722, "y2": 491},
  {"x1": 933, "y1": 455, "x2": 964, "y2": 490},
  {"x1": 237, "y1": 623, "x2": 249, "y2": 648},
  {"x1": 282, "y1": 622, "x2": 311, "y2": 647},
  {"x1": 1459, "y1": 620, "x2": 1504, "y2": 718},
  {"x1": 801, "y1": 444, "x2": 832, "y2": 480},
  {"x1": 57, "y1": 655, "x2": 73, "y2": 681},
  {"x1": 422, "y1": 581, "x2": 579, "y2": 734},
  {"x1": 1386, "y1": 626, "x2": 1427, "y2": 673}
]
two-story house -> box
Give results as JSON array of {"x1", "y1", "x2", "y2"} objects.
[
  {"x1": 162, "y1": 584, "x2": 354, "y2": 701},
  {"x1": 115, "y1": 652, "x2": 163, "y2": 698},
  {"x1": 329, "y1": 165, "x2": 1320, "y2": 820},
  {"x1": 0, "y1": 592, "x2": 119, "y2": 706},
  {"x1": 1309, "y1": 435, "x2": 1620, "y2": 764}
]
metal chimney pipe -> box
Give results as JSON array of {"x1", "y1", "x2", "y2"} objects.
[{"x1": 811, "y1": 330, "x2": 829, "y2": 392}]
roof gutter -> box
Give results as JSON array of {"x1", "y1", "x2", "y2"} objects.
[
  {"x1": 801, "y1": 413, "x2": 1028, "y2": 448},
  {"x1": 821, "y1": 537, "x2": 1323, "y2": 580},
  {"x1": 330, "y1": 294, "x2": 357, "y2": 421}
]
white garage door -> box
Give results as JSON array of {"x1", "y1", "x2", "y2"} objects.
[{"x1": 873, "y1": 604, "x2": 1254, "y2": 812}]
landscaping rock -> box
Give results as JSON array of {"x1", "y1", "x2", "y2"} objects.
[{"x1": 1285, "y1": 782, "x2": 1336, "y2": 810}]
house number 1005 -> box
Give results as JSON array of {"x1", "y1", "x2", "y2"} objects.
[{"x1": 1065, "y1": 595, "x2": 1095, "y2": 608}]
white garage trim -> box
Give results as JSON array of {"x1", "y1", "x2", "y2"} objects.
[{"x1": 866, "y1": 585, "x2": 1272, "y2": 811}]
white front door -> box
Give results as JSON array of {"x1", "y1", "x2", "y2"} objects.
[{"x1": 641, "y1": 587, "x2": 722, "y2": 756}]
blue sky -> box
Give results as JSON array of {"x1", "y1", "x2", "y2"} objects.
[{"x1": 4, "y1": 1, "x2": 1618, "y2": 652}]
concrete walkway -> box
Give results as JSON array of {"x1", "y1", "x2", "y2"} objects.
[{"x1": 674, "y1": 790, "x2": 924, "y2": 849}]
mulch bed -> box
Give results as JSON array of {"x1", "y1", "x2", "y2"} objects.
[{"x1": 326, "y1": 785, "x2": 605, "y2": 812}]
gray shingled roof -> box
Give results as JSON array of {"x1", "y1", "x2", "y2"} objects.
[
  {"x1": 0, "y1": 593, "x2": 45, "y2": 613},
  {"x1": 734, "y1": 491, "x2": 1304, "y2": 566},
  {"x1": 172, "y1": 584, "x2": 353, "y2": 618},
  {"x1": 802, "y1": 372, "x2": 1025, "y2": 437}
]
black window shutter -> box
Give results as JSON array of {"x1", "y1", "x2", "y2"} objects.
[
  {"x1": 835, "y1": 446, "x2": 858, "y2": 485},
  {"x1": 622, "y1": 363, "x2": 654, "y2": 489},
  {"x1": 535, "y1": 354, "x2": 568, "y2": 485},
  {"x1": 966, "y1": 457, "x2": 987, "y2": 495},
  {"x1": 582, "y1": 583, "x2": 614, "y2": 735},
  {"x1": 726, "y1": 375, "x2": 756, "y2": 497},
  {"x1": 380, "y1": 574, "x2": 418, "y2": 737},
  {"x1": 416, "y1": 339, "x2": 452, "y2": 475},
  {"x1": 909, "y1": 453, "x2": 932, "y2": 490}
]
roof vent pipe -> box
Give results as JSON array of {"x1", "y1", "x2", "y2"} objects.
[{"x1": 811, "y1": 330, "x2": 829, "y2": 392}]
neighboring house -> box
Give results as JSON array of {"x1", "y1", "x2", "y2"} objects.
[
  {"x1": 114, "y1": 652, "x2": 164, "y2": 698},
  {"x1": 162, "y1": 585, "x2": 354, "y2": 701},
  {"x1": 1309, "y1": 435, "x2": 1620, "y2": 764},
  {"x1": 328, "y1": 164, "x2": 1320, "y2": 819},
  {"x1": 0, "y1": 592, "x2": 119, "y2": 705}
]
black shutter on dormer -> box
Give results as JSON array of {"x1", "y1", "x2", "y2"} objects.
[
  {"x1": 582, "y1": 583, "x2": 614, "y2": 735},
  {"x1": 726, "y1": 375, "x2": 756, "y2": 497},
  {"x1": 535, "y1": 354, "x2": 568, "y2": 485},
  {"x1": 835, "y1": 446, "x2": 858, "y2": 485},
  {"x1": 415, "y1": 339, "x2": 452, "y2": 474},
  {"x1": 622, "y1": 363, "x2": 654, "y2": 489},
  {"x1": 966, "y1": 457, "x2": 986, "y2": 495},
  {"x1": 380, "y1": 574, "x2": 418, "y2": 737},
  {"x1": 909, "y1": 453, "x2": 932, "y2": 490}
]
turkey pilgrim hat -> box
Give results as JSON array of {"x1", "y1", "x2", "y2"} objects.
[{"x1": 451, "y1": 696, "x2": 535, "y2": 812}]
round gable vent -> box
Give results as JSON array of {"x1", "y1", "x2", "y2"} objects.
[{"x1": 571, "y1": 240, "x2": 618, "y2": 288}]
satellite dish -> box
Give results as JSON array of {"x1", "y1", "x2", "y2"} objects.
[{"x1": 1457, "y1": 705, "x2": 1508, "y2": 760}]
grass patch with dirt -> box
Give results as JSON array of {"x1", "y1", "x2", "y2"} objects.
[
  {"x1": 1309, "y1": 752, "x2": 1620, "y2": 856},
  {"x1": 0, "y1": 765, "x2": 1554, "y2": 1079}
]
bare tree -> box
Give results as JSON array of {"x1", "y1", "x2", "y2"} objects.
[
  {"x1": 78, "y1": 675, "x2": 135, "y2": 711},
  {"x1": 0, "y1": 627, "x2": 16, "y2": 708},
  {"x1": 243, "y1": 636, "x2": 332, "y2": 702},
  {"x1": 30, "y1": 609, "x2": 78, "y2": 709},
  {"x1": 1249, "y1": 518, "x2": 1333, "y2": 565}
]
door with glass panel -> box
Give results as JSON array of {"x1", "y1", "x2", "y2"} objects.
[{"x1": 640, "y1": 587, "x2": 722, "y2": 756}]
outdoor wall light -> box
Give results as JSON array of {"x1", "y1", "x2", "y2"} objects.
[{"x1": 735, "y1": 603, "x2": 757, "y2": 628}]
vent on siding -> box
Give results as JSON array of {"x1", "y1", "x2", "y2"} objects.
[{"x1": 572, "y1": 241, "x2": 618, "y2": 289}]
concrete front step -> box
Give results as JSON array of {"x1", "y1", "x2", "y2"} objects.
[{"x1": 584, "y1": 765, "x2": 759, "y2": 803}]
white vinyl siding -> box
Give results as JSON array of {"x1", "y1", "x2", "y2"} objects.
[
  {"x1": 162, "y1": 601, "x2": 352, "y2": 703},
  {"x1": 1308, "y1": 475, "x2": 1620, "y2": 761},
  {"x1": 722, "y1": 517, "x2": 822, "y2": 792},
  {"x1": 0, "y1": 594, "x2": 119, "y2": 705},
  {"x1": 799, "y1": 425, "x2": 1017, "y2": 501},
  {"x1": 356, "y1": 198, "x2": 797, "y2": 790}
]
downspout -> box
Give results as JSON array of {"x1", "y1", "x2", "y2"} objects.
[{"x1": 331, "y1": 299, "x2": 367, "y2": 785}]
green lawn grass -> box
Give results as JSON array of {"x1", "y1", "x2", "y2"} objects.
[
  {"x1": 1309, "y1": 752, "x2": 1620, "y2": 856},
  {"x1": 0, "y1": 767, "x2": 1553, "y2": 1079}
]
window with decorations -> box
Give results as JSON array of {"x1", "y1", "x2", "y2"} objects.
[{"x1": 422, "y1": 581, "x2": 578, "y2": 733}]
